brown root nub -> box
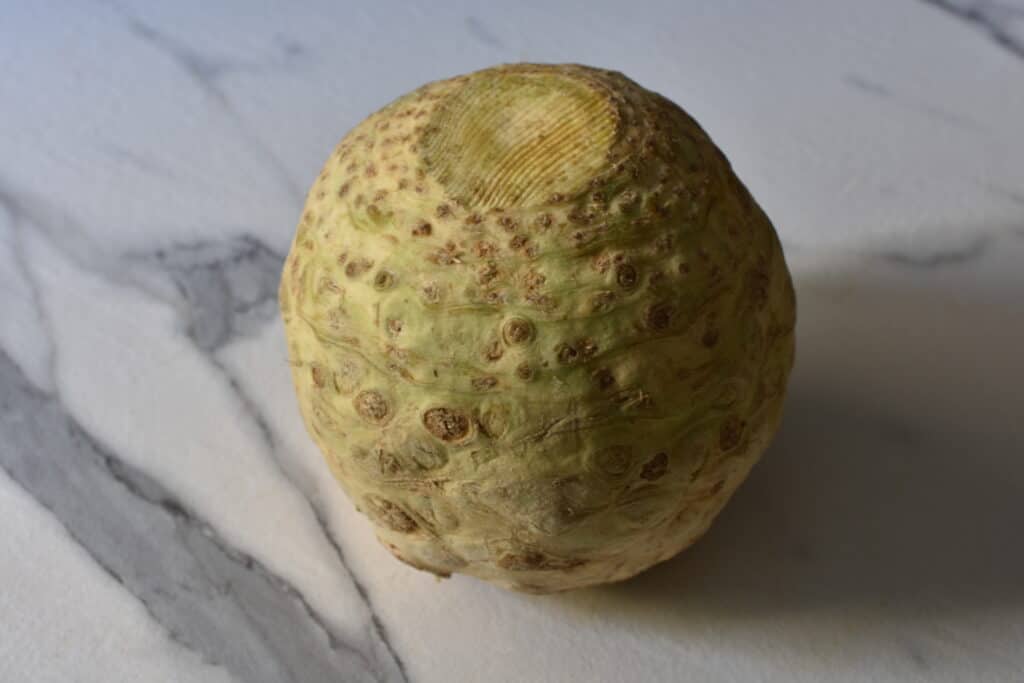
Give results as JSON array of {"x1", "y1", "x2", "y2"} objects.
[
  {"x1": 483, "y1": 339, "x2": 504, "y2": 362},
  {"x1": 595, "y1": 444, "x2": 631, "y2": 475},
  {"x1": 386, "y1": 318, "x2": 403, "y2": 336},
  {"x1": 556, "y1": 342, "x2": 580, "y2": 365},
  {"x1": 645, "y1": 302, "x2": 675, "y2": 331},
  {"x1": 472, "y1": 376, "x2": 498, "y2": 391},
  {"x1": 592, "y1": 368, "x2": 616, "y2": 390},
  {"x1": 497, "y1": 551, "x2": 585, "y2": 571},
  {"x1": 411, "y1": 221, "x2": 432, "y2": 237},
  {"x1": 421, "y1": 283, "x2": 442, "y2": 304},
  {"x1": 616, "y1": 263, "x2": 639, "y2": 289},
  {"x1": 590, "y1": 290, "x2": 616, "y2": 313},
  {"x1": 749, "y1": 269, "x2": 770, "y2": 309},
  {"x1": 376, "y1": 448, "x2": 403, "y2": 476},
  {"x1": 515, "y1": 362, "x2": 534, "y2": 381},
  {"x1": 576, "y1": 338, "x2": 599, "y2": 360},
  {"x1": 353, "y1": 390, "x2": 391, "y2": 424},
  {"x1": 640, "y1": 452, "x2": 669, "y2": 480},
  {"x1": 719, "y1": 415, "x2": 745, "y2": 451},
  {"x1": 310, "y1": 365, "x2": 327, "y2": 389},
  {"x1": 423, "y1": 407, "x2": 471, "y2": 442},
  {"x1": 364, "y1": 496, "x2": 418, "y2": 533},
  {"x1": 373, "y1": 270, "x2": 395, "y2": 290},
  {"x1": 476, "y1": 261, "x2": 499, "y2": 285},
  {"x1": 345, "y1": 258, "x2": 374, "y2": 278},
  {"x1": 502, "y1": 317, "x2": 535, "y2": 345},
  {"x1": 390, "y1": 551, "x2": 452, "y2": 578},
  {"x1": 473, "y1": 240, "x2": 498, "y2": 258}
]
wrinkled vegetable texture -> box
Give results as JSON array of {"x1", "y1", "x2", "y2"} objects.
[{"x1": 280, "y1": 63, "x2": 795, "y2": 593}]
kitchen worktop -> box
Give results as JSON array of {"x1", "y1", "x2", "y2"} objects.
[{"x1": 2, "y1": 1, "x2": 1023, "y2": 681}]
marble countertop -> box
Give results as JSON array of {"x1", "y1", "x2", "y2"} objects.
[{"x1": 2, "y1": 1, "x2": 1023, "y2": 681}]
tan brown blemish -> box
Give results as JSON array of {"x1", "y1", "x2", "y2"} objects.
[
  {"x1": 497, "y1": 550, "x2": 584, "y2": 571},
  {"x1": 476, "y1": 261, "x2": 499, "y2": 285},
  {"x1": 719, "y1": 415, "x2": 745, "y2": 451},
  {"x1": 502, "y1": 317, "x2": 535, "y2": 345},
  {"x1": 640, "y1": 452, "x2": 668, "y2": 480},
  {"x1": 428, "y1": 242, "x2": 464, "y2": 265},
  {"x1": 473, "y1": 240, "x2": 498, "y2": 258},
  {"x1": 472, "y1": 376, "x2": 498, "y2": 391},
  {"x1": 556, "y1": 342, "x2": 580, "y2": 365},
  {"x1": 594, "y1": 444, "x2": 631, "y2": 476},
  {"x1": 645, "y1": 302, "x2": 675, "y2": 331},
  {"x1": 423, "y1": 407, "x2": 471, "y2": 442},
  {"x1": 364, "y1": 496, "x2": 418, "y2": 533},
  {"x1": 483, "y1": 339, "x2": 504, "y2": 362},
  {"x1": 345, "y1": 258, "x2": 374, "y2": 278},
  {"x1": 515, "y1": 362, "x2": 534, "y2": 381},
  {"x1": 590, "y1": 290, "x2": 616, "y2": 313},
  {"x1": 615, "y1": 263, "x2": 638, "y2": 289},
  {"x1": 576, "y1": 338, "x2": 598, "y2": 360},
  {"x1": 702, "y1": 328, "x2": 719, "y2": 348},
  {"x1": 592, "y1": 367, "x2": 616, "y2": 390},
  {"x1": 373, "y1": 269, "x2": 395, "y2": 290},
  {"x1": 353, "y1": 390, "x2": 391, "y2": 424}
]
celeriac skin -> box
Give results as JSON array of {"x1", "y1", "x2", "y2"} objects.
[{"x1": 280, "y1": 63, "x2": 795, "y2": 593}]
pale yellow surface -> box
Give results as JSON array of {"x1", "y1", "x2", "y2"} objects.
[{"x1": 280, "y1": 63, "x2": 795, "y2": 593}]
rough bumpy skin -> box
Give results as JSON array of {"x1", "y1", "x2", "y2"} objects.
[{"x1": 280, "y1": 63, "x2": 796, "y2": 593}]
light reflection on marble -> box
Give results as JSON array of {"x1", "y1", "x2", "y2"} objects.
[{"x1": 1, "y1": 1, "x2": 1022, "y2": 682}]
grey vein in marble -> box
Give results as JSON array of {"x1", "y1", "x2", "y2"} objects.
[
  {"x1": 0, "y1": 182, "x2": 409, "y2": 681},
  {"x1": 0, "y1": 194, "x2": 57, "y2": 392},
  {"x1": 101, "y1": 142, "x2": 184, "y2": 182},
  {"x1": 135, "y1": 236, "x2": 285, "y2": 353},
  {"x1": 843, "y1": 73, "x2": 986, "y2": 133},
  {"x1": 920, "y1": 0, "x2": 1024, "y2": 59},
  {"x1": 0, "y1": 350, "x2": 398, "y2": 683},
  {"x1": 129, "y1": 235, "x2": 409, "y2": 682},
  {"x1": 984, "y1": 183, "x2": 1024, "y2": 208},
  {"x1": 114, "y1": 7, "x2": 306, "y2": 202},
  {"x1": 465, "y1": 16, "x2": 506, "y2": 49},
  {"x1": 877, "y1": 235, "x2": 990, "y2": 267}
]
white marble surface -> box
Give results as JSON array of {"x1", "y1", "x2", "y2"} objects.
[{"x1": 2, "y1": 1, "x2": 1023, "y2": 681}]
